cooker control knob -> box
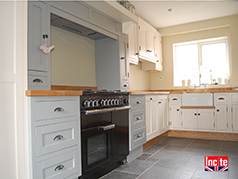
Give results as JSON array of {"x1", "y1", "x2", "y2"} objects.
[
  {"x1": 108, "y1": 99, "x2": 111, "y2": 106},
  {"x1": 104, "y1": 99, "x2": 108, "y2": 106},
  {"x1": 124, "y1": 98, "x2": 129, "y2": 104},
  {"x1": 83, "y1": 100, "x2": 88, "y2": 107},
  {"x1": 115, "y1": 99, "x2": 119, "y2": 105},
  {"x1": 111, "y1": 99, "x2": 115, "y2": 105},
  {"x1": 100, "y1": 99, "x2": 105, "y2": 106},
  {"x1": 88, "y1": 100, "x2": 93, "y2": 107},
  {"x1": 94, "y1": 100, "x2": 99, "y2": 107}
]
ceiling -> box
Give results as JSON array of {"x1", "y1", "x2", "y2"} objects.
[{"x1": 131, "y1": 1, "x2": 238, "y2": 29}]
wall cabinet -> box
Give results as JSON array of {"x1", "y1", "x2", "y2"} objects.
[
  {"x1": 28, "y1": 96, "x2": 81, "y2": 179},
  {"x1": 181, "y1": 109, "x2": 215, "y2": 130},
  {"x1": 28, "y1": 1, "x2": 51, "y2": 90}
]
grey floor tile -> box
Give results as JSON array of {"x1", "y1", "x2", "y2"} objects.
[
  {"x1": 137, "y1": 166, "x2": 173, "y2": 179},
  {"x1": 100, "y1": 170, "x2": 138, "y2": 179},
  {"x1": 135, "y1": 153, "x2": 151, "y2": 161},
  {"x1": 115, "y1": 158, "x2": 156, "y2": 175},
  {"x1": 143, "y1": 145, "x2": 165, "y2": 155},
  {"x1": 155, "y1": 157, "x2": 187, "y2": 170}
]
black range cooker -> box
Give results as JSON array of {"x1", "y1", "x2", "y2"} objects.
[{"x1": 79, "y1": 90, "x2": 130, "y2": 179}]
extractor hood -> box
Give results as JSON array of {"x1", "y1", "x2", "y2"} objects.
[{"x1": 51, "y1": 14, "x2": 109, "y2": 40}]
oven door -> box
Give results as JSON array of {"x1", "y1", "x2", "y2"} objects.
[{"x1": 81, "y1": 112, "x2": 114, "y2": 178}]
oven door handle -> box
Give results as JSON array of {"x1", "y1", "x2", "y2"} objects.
[
  {"x1": 98, "y1": 124, "x2": 115, "y2": 131},
  {"x1": 82, "y1": 106, "x2": 131, "y2": 115}
]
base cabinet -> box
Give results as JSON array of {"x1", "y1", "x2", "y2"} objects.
[
  {"x1": 181, "y1": 109, "x2": 215, "y2": 130},
  {"x1": 28, "y1": 96, "x2": 81, "y2": 179}
]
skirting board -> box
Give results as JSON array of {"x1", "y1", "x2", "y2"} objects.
[
  {"x1": 168, "y1": 130, "x2": 238, "y2": 141},
  {"x1": 143, "y1": 130, "x2": 238, "y2": 150}
]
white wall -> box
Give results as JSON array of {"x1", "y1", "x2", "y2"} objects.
[
  {"x1": 0, "y1": 1, "x2": 28, "y2": 179},
  {"x1": 50, "y1": 26, "x2": 96, "y2": 87}
]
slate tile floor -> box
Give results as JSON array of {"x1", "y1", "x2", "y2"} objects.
[{"x1": 101, "y1": 137, "x2": 238, "y2": 179}]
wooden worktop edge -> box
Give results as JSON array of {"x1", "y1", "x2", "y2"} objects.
[{"x1": 25, "y1": 90, "x2": 82, "y2": 96}]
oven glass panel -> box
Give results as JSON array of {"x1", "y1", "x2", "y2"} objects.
[{"x1": 87, "y1": 133, "x2": 108, "y2": 165}]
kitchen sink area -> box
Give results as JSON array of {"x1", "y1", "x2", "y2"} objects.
[{"x1": 181, "y1": 93, "x2": 214, "y2": 106}]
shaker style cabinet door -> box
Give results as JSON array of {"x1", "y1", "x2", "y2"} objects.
[
  {"x1": 28, "y1": 1, "x2": 50, "y2": 72},
  {"x1": 216, "y1": 104, "x2": 228, "y2": 131}
]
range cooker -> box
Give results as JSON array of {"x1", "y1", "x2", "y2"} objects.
[{"x1": 79, "y1": 90, "x2": 130, "y2": 179}]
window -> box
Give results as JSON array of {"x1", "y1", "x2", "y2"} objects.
[{"x1": 173, "y1": 37, "x2": 230, "y2": 87}]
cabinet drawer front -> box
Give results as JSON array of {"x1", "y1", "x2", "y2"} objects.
[
  {"x1": 131, "y1": 127, "x2": 146, "y2": 150},
  {"x1": 36, "y1": 120, "x2": 78, "y2": 157},
  {"x1": 214, "y1": 93, "x2": 228, "y2": 103},
  {"x1": 230, "y1": 93, "x2": 238, "y2": 103},
  {"x1": 130, "y1": 96, "x2": 145, "y2": 109},
  {"x1": 131, "y1": 111, "x2": 145, "y2": 130},
  {"x1": 34, "y1": 98, "x2": 79, "y2": 121},
  {"x1": 169, "y1": 94, "x2": 181, "y2": 104},
  {"x1": 36, "y1": 150, "x2": 79, "y2": 179},
  {"x1": 28, "y1": 74, "x2": 49, "y2": 89},
  {"x1": 121, "y1": 80, "x2": 130, "y2": 91}
]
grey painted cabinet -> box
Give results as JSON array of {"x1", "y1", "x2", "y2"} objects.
[{"x1": 28, "y1": 1, "x2": 50, "y2": 90}]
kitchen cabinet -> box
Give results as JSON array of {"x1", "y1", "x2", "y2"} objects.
[
  {"x1": 181, "y1": 109, "x2": 215, "y2": 130},
  {"x1": 157, "y1": 95, "x2": 169, "y2": 134},
  {"x1": 129, "y1": 96, "x2": 146, "y2": 151},
  {"x1": 138, "y1": 17, "x2": 163, "y2": 72},
  {"x1": 28, "y1": 96, "x2": 81, "y2": 179},
  {"x1": 145, "y1": 95, "x2": 158, "y2": 141},
  {"x1": 214, "y1": 93, "x2": 229, "y2": 131},
  {"x1": 96, "y1": 36, "x2": 130, "y2": 91},
  {"x1": 230, "y1": 93, "x2": 238, "y2": 132},
  {"x1": 126, "y1": 22, "x2": 139, "y2": 65},
  {"x1": 28, "y1": 1, "x2": 51, "y2": 90},
  {"x1": 169, "y1": 94, "x2": 182, "y2": 129}
]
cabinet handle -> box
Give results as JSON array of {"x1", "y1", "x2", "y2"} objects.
[
  {"x1": 136, "y1": 101, "x2": 141, "y2": 104},
  {"x1": 217, "y1": 109, "x2": 220, "y2": 112},
  {"x1": 194, "y1": 113, "x2": 197, "y2": 116},
  {"x1": 146, "y1": 50, "x2": 152, "y2": 53},
  {"x1": 158, "y1": 101, "x2": 162, "y2": 104},
  {"x1": 54, "y1": 164, "x2": 64, "y2": 171},
  {"x1": 135, "y1": 52, "x2": 139, "y2": 55},
  {"x1": 150, "y1": 98, "x2": 153, "y2": 100},
  {"x1": 54, "y1": 107, "x2": 64, "y2": 112},
  {"x1": 120, "y1": 57, "x2": 125, "y2": 60},
  {"x1": 53, "y1": 135, "x2": 64, "y2": 141},
  {"x1": 33, "y1": 78, "x2": 43, "y2": 83},
  {"x1": 123, "y1": 84, "x2": 128, "y2": 87},
  {"x1": 137, "y1": 134, "x2": 141, "y2": 138},
  {"x1": 218, "y1": 97, "x2": 225, "y2": 100},
  {"x1": 198, "y1": 113, "x2": 200, "y2": 116},
  {"x1": 172, "y1": 98, "x2": 178, "y2": 101},
  {"x1": 136, "y1": 117, "x2": 141, "y2": 121},
  {"x1": 177, "y1": 109, "x2": 179, "y2": 111}
]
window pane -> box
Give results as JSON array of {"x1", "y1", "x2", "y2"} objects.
[
  {"x1": 201, "y1": 43, "x2": 228, "y2": 84},
  {"x1": 174, "y1": 44, "x2": 199, "y2": 86}
]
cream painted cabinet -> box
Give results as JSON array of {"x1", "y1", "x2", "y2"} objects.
[
  {"x1": 157, "y1": 95, "x2": 169, "y2": 134},
  {"x1": 214, "y1": 93, "x2": 229, "y2": 131},
  {"x1": 181, "y1": 109, "x2": 215, "y2": 130},
  {"x1": 169, "y1": 94, "x2": 181, "y2": 129},
  {"x1": 145, "y1": 95, "x2": 158, "y2": 141},
  {"x1": 126, "y1": 22, "x2": 139, "y2": 65},
  {"x1": 230, "y1": 93, "x2": 238, "y2": 132}
]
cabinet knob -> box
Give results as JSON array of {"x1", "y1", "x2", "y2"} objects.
[
  {"x1": 198, "y1": 113, "x2": 200, "y2": 116},
  {"x1": 137, "y1": 134, "x2": 141, "y2": 138},
  {"x1": 150, "y1": 98, "x2": 152, "y2": 100},
  {"x1": 194, "y1": 113, "x2": 197, "y2": 116},
  {"x1": 158, "y1": 101, "x2": 162, "y2": 104},
  {"x1": 136, "y1": 117, "x2": 141, "y2": 121},
  {"x1": 120, "y1": 57, "x2": 125, "y2": 60},
  {"x1": 217, "y1": 109, "x2": 220, "y2": 112},
  {"x1": 136, "y1": 101, "x2": 141, "y2": 104},
  {"x1": 135, "y1": 52, "x2": 139, "y2": 55},
  {"x1": 54, "y1": 165, "x2": 64, "y2": 171},
  {"x1": 147, "y1": 50, "x2": 152, "y2": 53}
]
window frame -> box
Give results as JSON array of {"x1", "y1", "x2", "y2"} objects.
[{"x1": 173, "y1": 36, "x2": 229, "y2": 87}]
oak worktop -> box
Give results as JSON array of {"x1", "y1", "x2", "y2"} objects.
[{"x1": 25, "y1": 90, "x2": 82, "y2": 96}]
